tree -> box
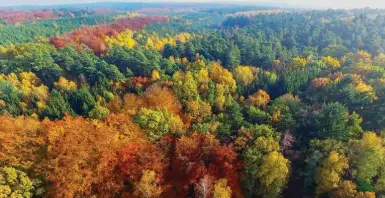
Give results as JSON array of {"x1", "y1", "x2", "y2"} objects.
[
  {"x1": 290, "y1": 57, "x2": 307, "y2": 69},
  {"x1": 54, "y1": 76, "x2": 77, "y2": 92},
  {"x1": 313, "y1": 103, "x2": 361, "y2": 141},
  {"x1": 213, "y1": 179, "x2": 232, "y2": 198},
  {"x1": 322, "y1": 56, "x2": 341, "y2": 69},
  {"x1": 134, "y1": 108, "x2": 185, "y2": 142},
  {"x1": 195, "y1": 175, "x2": 215, "y2": 198},
  {"x1": 0, "y1": 167, "x2": 42, "y2": 198},
  {"x1": 247, "y1": 89, "x2": 271, "y2": 108},
  {"x1": 68, "y1": 87, "x2": 96, "y2": 116},
  {"x1": 134, "y1": 170, "x2": 163, "y2": 198},
  {"x1": 225, "y1": 43, "x2": 241, "y2": 69},
  {"x1": 332, "y1": 180, "x2": 357, "y2": 198},
  {"x1": 349, "y1": 132, "x2": 384, "y2": 192},
  {"x1": 257, "y1": 151, "x2": 290, "y2": 198},
  {"x1": 144, "y1": 84, "x2": 183, "y2": 116},
  {"x1": 0, "y1": 116, "x2": 45, "y2": 170},
  {"x1": 315, "y1": 151, "x2": 349, "y2": 196},
  {"x1": 244, "y1": 136, "x2": 290, "y2": 198},
  {"x1": 41, "y1": 116, "x2": 124, "y2": 197},
  {"x1": 44, "y1": 90, "x2": 74, "y2": 119},
  {"x1": 233, "y1": 65, "x2": 255, "y2": 87}
]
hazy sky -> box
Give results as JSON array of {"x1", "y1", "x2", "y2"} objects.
[{"x1": 1, "y1": 0, "x2": 385, "y2": 9}]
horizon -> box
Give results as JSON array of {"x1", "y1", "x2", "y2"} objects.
[{"x1": 1, "y1": 0, "x2": 385, "y2": 9}]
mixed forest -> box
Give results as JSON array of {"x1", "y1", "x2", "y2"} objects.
[{"x1": 1, "y1": 2, "x2": 385, "y2": 198}]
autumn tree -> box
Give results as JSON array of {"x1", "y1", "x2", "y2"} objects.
[
  {"x1": 244, "y1": 135, "x2": 290, "y2": 198},
  {"x1": 0, "y1": 167, "x2": 43, "y2": 197},
  {"x1": 135, "y1": 108, "x2": 185, "y2": 142},
  {"x1": 134, "y1": 170, "x2": 163, "y2": 198},
  {"x1": 247, "y1": 89, "x2": 270, "y2": 108},
  {"x1": 233, "y1": 65, "x2": 255, "y2": 87},
  {"x1": 315, "y1": 151, "x2": 349, "y2": 196},
  {"x1": 322, "y1": 56, "x2": 341, "y2": 69},
  {"x1": 213, "y1": 179, "x2": 232, "y2": 198},
  {"x1": 40, "y1": 116, "x2": 124, "y2": 197},
  {"x1": 0, "y1": 116, "x2": 45, "y2": 170}
]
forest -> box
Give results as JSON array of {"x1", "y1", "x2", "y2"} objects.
[{"x1": 0, "y1": 2, "x2": 385, "y2": 198}]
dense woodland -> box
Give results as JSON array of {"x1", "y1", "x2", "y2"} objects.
[{"x1": 1, "y1": 3, "x2": 385, "y2": 198}]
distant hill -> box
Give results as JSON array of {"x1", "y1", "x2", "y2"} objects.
[{"x1": 0, "y1": 1, "x2": 291, "y2": 11}]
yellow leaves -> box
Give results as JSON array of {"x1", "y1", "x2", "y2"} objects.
[
  {"x1": 151, "y1": 70, "x2": 161, "y2": 81},
  {"x1": 174, "y1": 32, "x2": 192, "y2": 43},
  {"x1": 134, "y1": 170, "x2": 162, "y2": 198},
  {"x1": 322, "y1": 56, "x2": 341, "y2": 69},
  {"x1": 353, "y1": 81, "x2": 377, "y2": 102},
  {"x1": 356, "y1": 50, "x2": 372, "y2": 65},
  {"x1": 215, "y1": 84, "x2": 226, "y2": 111},
  {"x1": 257, "y1": 151, "x2": 290, "y2": 192},
  {"x1": 354, "y1": 82, "x2": 373, "y2": 94},
  {"x1": 291, "y1": 57, "x2": 307, "y2": 69},
  {"x1": 254, "y1": 136, "x2": 280, "y2": 153},
  {"x1": 0, "y1": 72, "x2": 49, "y2": 113},
  {"x1": 316, "y1": 151, "x2": 349, "y2": 196},
  {"x1": 54, "y1": 76, "x2": 77, "y2": 92},
  {"x1": 213, "y1": 179, "x2": 232, "y2": 198},
  {"x1": 247, "y1": 89, "x2": 270, "y2": 108},
  {"x1": 332, "y1": 180, "x2": 357, "y2": 198},
  {"x1": 197, "y1": 68, "x2": 210, "y2": 91},
  {"x1": 360, "y1": 132, "x2": 382, "y2": 150},
  {"x1": 113, "y1": 12, "x2": 142, "y2": 20},
  {"x1": 186, "y1": 100, "x2": 212, "y2": 123},
  {"x1": 210, "y1": 62, "x2": 236, "y2": 93},
  {"x1": 0, "y1": 100, "x2": 5, "y2": 108},
  {"x1": 233, "y1": 65, "x2": 255, "y2": 86},
  {"x1": 145, "y1": 32, "x2": 192, "y2": 51},
  {"x1": 105, "y1": 29, "x2": 136, "y2": 48}
]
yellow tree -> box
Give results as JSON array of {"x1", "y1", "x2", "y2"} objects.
[
  {"x1": 316, "y1": 151, "x2": 349, "y2": 196},
  {"x1": 290, "y1": 57, "x2": 307, "y2": 69},
  {"x1": 247, "y1": 89, "x2": 270, "y2": 108},
  {"x1": 215, "y1": 84, "x2": 226, "y2": 111},
  {"x1": 105, "y1": 29, "x2": 136, "y2": 48},
  {"x1": 134, "y1": 170, "x2": 162, "y2": 198},
  {"x1": 210, "y1": 62, "x2": 236, "y2": 93},
  {"x1": 332, "y1": 180, "x2": 358, "y2": 198},
  {"x1": 213, "y1": 179, "x2": 232, "y2": 198},
  {"x1": 54, "y1": 76, "x2": 77, "y2": 92},
  {"x1": 257, "y1": 151, "x2": 290, "y2": 198},
  {"x1": 322, "y1": 56, "x2": 341, "y2": 69},
  {"x1": 151, "y1": 69, "x2": 161, "y2": 81},
  {"x1": 233, "y1": 65, "x2": 255, "y2": 86}
]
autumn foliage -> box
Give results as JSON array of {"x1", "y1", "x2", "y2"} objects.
[{"x1": 50, "y1": 16, "x2": 168, "y2": 55}]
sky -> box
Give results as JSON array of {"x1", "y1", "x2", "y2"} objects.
[{"x1": 1, "y1": 0, "x2": 385, "y2": 9}]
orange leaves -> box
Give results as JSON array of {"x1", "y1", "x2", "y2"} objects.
[
  {"x1": 118, "y1": 142, "x2": 166, "y2": 181},
  {"x1": 144, "y1": 84, "x2": 183, "y2": 116},
  {"x1": 0, "y1": 116, "x2": 45, "y2": 170},
  {"x1": 41, "y1": 116, "x2": 123, "y2": 197},
  {"x1": 247, "y1": 89, "x2": 271, "y2": 108},
  {"x1": 171, "y1": 133, "x2": 243, "y2": 195}
]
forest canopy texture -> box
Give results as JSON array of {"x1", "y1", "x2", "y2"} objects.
[{"x1": 0, "y1": 3, "x2": 385, "y2": 198}]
